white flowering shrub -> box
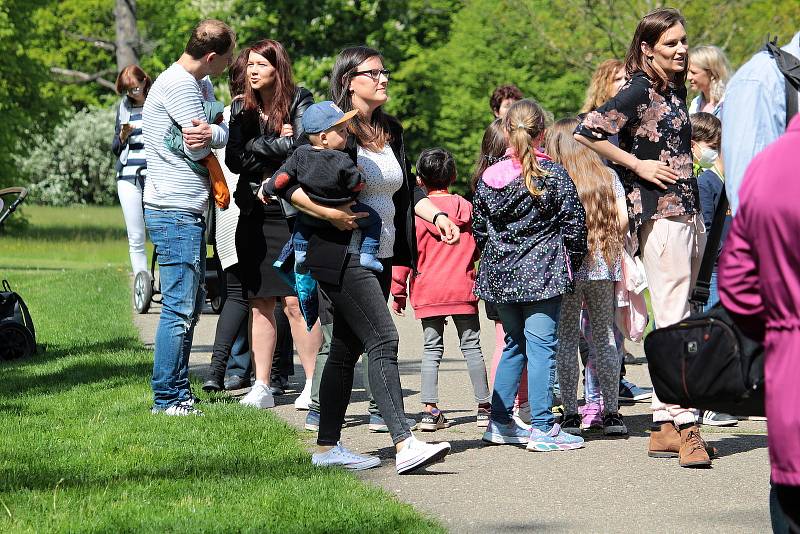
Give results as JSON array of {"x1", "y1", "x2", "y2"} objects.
[{"x1": 19, "y1": 106, "x2": 118, "y2": 205}]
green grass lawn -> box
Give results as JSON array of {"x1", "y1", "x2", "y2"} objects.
[{"x1": 0, "y1": 206, "x2": 443, "y2": 533}]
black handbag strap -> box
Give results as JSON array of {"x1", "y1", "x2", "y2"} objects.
[
  {"x1": 691, "y1": 189, "x2": 729, "y2": 307},
  {"x1": 765, "y1": 37, "x2": 800, "y2": 126}
]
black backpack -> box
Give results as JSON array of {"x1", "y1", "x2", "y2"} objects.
[
  {"x1": 0, "y1": 279, "x2": 36, "y2": 360},
  {"x1": 644, "y1": 178, "x2": 765, "y2": 416},
  {"x1": 765, "y1": 36, "x2": 800, "y2": 126}
]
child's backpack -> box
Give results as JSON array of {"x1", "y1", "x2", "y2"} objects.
[{"x1": 0, "y1": 279, "x2": 36, "y2": 360}]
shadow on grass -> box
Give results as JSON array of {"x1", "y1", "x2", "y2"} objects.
[{"x1": 0, "y1": 337, "x2": 150, "y2": 398}]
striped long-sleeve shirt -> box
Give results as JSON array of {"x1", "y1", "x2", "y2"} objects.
[{"x1": 143, "y1": 63, "x2": 228, "y2": 214}]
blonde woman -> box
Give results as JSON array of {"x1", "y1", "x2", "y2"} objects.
[
  {"x1": 581, "y1": 59, "x2": 626, "y2": 113},
  {"x1": 687, "y1": 45, "x2": 731, "y2": 116}
]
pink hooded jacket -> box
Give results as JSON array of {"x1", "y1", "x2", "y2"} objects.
[
  {"x1": 391, "y1": 194, "x2": 479, "y2": 319},
  {"x1": 718, "y1": 114, "x2": 800, "y2": 486}
]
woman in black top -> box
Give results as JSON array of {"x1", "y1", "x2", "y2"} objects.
[
  {"x1": 575, "y1": 8, "x2": 711, "y2": 467},
  {"x1": 279, "y1": 46, "x2": 458, "y2": 474},
  {"x1": 226, "y1": 39, "x2": 321, "y2": 409}
]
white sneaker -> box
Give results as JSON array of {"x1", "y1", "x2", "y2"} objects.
[
  {"x1": 395, "y1": 436, "x2": 451, "y2": 475},
  {"x1": 152, "y1": 402, "x2": 204, "y2": 416},
  {"x1": 240, "y1": 382, "x2": 275, "y2": 409},
  {"x1": 294, "y1": 383, "x2": 312, "y2": 411},
  {"x1": 312, "y1": 442, "x2": 381, "y2": 470},
  {"x1": 513, "y1": 401, "x2": 531, "y2": 427}
]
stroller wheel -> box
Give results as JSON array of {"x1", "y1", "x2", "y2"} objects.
[
  {"x1": 210, "y1": 295, "x2": 225, "y2": 314},
  {"x1": 0, "y1": 320, "x2": 35, "y2": 360},
  {"x1": 133, "y1": 271, "x2": 154, "y2": 314}
]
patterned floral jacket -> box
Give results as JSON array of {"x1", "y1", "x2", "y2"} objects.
[
  {"x1": 473, "y1": 155, "x2": 587, "y2": 304},
  {"x1": 575, "y1": 71, "x2": 699, "y2": 234}
]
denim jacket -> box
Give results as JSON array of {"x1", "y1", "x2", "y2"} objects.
[{"x1": 473, "y1": 155, "x2": 587, "y2": 304}]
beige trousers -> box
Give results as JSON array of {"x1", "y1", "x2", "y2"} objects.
[{"x1": 639, "y1": 214, "x2": 706, "y2": 426}]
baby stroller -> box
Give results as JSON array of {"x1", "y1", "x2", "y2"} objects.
[
  {"x1": 132, "y1": 189, "x2": 224, "y2": 315},
  {"x1": 0, "y1": 186, "x2": 37, "y2": 360}
]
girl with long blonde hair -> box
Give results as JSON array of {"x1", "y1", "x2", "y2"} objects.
[
  {"x1": 546, "y1": 118, "x2": 629, "y2": 436},
  {"x1": 474, "y1": 99, "x2": 588, "y2": 451}
]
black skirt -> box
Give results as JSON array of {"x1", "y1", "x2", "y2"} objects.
[{"x1": 235, "y1": 202, "x2": 295, "y2": 299}]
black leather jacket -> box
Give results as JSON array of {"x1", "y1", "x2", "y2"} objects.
[{"x1": 225, "y1": 87, "x2": 314, "y2": 215}]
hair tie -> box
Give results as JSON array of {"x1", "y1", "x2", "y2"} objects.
[{"x1": 516, "y1": 122, "x2": 526, "y2": 130}]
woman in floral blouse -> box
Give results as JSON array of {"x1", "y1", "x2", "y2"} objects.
[{"x1": 575, "y1": 8, "x2": 712, "y2": 469}]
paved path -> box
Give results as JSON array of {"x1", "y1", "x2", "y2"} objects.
[{"x1": 134, "y1": 302, "x2": 771, "y2": 534}]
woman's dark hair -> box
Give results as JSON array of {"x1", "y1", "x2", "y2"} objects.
[
  {"x1": 490, "y1": 84, "x2": 524, "y2": 115},
  {"x1": 228, "y1": 48, "x2": 249, "y2": 97},
  {"x1": 242, "y1": 39, "x2": 296, "y2": 134},
  {"x1": 330, "y1": 46, "x2": 392, "y2": 150},
  {"x1": 471, "y1": 119, "x2": 507, "y2": 192},
  {"x1": 690, "y1": 112, "x2": 721, "y2": 151},
  {"x1": 416, "y1": 148, "x2": 456, "y2": 190},
  {"x1": 185, "y1": 19, "x2": 235, "y2": 59},
  {"x1": 115, "y1": 64, "x2": 152, "y2": 97},
  {"x1": 624, "y1": 8, "x2": 687, "y2": 93}
]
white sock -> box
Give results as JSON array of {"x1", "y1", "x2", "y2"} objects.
[{"x1": 301, "y1": 379, "x2": 312, "y2": 395}]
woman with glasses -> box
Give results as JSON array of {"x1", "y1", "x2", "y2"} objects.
[
  {"x1": 112, "y1": 65, "x2": 152, "y2": 276},
  {"x1": 277, "y1": 46, "x2": 459, "y2": 474}
]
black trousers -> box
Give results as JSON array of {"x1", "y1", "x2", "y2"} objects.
[
  {"x1": 317, "y1": 256, "x2": 411, "y2": 446},
  {"x1": 209, "y1": 266, "x2": 250, "y2": 379}
]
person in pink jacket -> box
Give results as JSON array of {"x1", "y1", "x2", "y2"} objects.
[
  {"x1": 392, "y1": 148, "x2": 491, "y2": 431},
  {"x1": 718, "y1": 114, "x2": 800, "y2": 530}
]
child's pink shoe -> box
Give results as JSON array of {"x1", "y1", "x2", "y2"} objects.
[{"x1": 579, "y1": 402, "x2": 604, "y2": 429}]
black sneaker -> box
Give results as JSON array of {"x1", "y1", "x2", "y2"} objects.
[
  {"x1": 223, "y1": 375, "x2": 251, "y2": 391},
  {"x1": 202, "y1": 376, "x2": 224, "y2": 392},
  {"x1": 561, "y1": 413, "x2": 582, "y2": 435},
  {"x1": 476, "y1": 406, "x2": 491, "y2": 428},
  {"x1": 419, "y1": 409, "x2": 451, "y2": 432},
  {"x1": 603, "y1": 413, "x2": 628, "y2": 436}
]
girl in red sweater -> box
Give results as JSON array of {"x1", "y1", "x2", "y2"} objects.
[{"x1": 392, "y1": 148, "x2": 491, "y2": 430}]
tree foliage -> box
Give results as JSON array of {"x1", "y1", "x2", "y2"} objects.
[{"x1": 4, "y1": 0, "x2": 799, "y2": 199}]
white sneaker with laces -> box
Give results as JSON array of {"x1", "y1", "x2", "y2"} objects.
[
  {"x1": 240, "y1": 382, "x2": 275, "y2": 409},
  {"x1": 312, "y1": 442, "x2": 381, "y2": 470},
  {"x1": 294, "y1": 381, "x2": 312, "y2": 411},
  {"x1": 395, "y1": 435, "x2": 451, "y2": 475},
  {"x1": 152, "y1": 402, "x2": 204, "y2": 416}
]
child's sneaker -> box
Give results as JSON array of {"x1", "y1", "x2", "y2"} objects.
[
  {"x1": 560, "y1": 413, "x2": 582, "y2": 435},
  {"x1": 419, "y1": 408, "x2": 450, "y2": 431},
  {"x1": 305, "y1": 410, "x2": 320, "y2": 432},
  {"x1": 476, "y1": 406, "x2": 491, "y2": 428},
  {"x1": 526, "y1": 423, "x2": 585, "y2": 452},
  {"x1": 602, "y1": 412, "x2": 628, "y2": 436},
  {"x1": 512, "y1": 401, "x2": 531, "y2": 426},
  {"x1": 482, "y1": 419, "x2": 530, "y2": 444},
  {"x1": 579, "y1": 401, "x2": 603, "y2": 430},
  {"x1": 395, "y1": 436, "x2": 451, "y2": 474},
  {"x1": 359, "y1": 252, "x2": 383, "y2": 272}
]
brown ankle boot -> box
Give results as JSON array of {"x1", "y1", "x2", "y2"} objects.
[
  {"x1": 648, "y1": 421, "x2": 680, "y2": 458},
  {"x1": 679, "y1": 425, "x2": 712, "y2": 467}
]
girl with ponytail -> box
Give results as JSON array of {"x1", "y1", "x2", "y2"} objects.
[{"x1": 473, "y1": 99, "x2": 588, "y2": 452}]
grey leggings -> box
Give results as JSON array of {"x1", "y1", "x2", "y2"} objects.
[
  {"x1": 420, "y1": 314, "x2": 491, "y2": 405},
  {"x1": 556, "y1": 280, "x2": 621, "y2": 415}
]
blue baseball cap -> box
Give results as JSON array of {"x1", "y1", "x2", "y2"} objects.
[{"x1": 301, "y1": 101, "x2": 358, "y2": 134}]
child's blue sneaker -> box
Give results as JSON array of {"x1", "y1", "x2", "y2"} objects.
[
  {"x1": 526, "y1": 423, "x2": 584, "y2": 452},
  {"x1": 482, "y1": 419, "x2": 530, "y2": 444},
  {"x1": 305, "y1": 410, "x2": 320, "y2": 432},
  {"x1": 360, "y1": 252, "x2": 383, "y2": 272}
]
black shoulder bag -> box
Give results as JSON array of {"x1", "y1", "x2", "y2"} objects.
[{"x1": 644, "y1": 195, "x2": 765, "y2": 416}]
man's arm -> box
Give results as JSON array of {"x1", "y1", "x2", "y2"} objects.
[
  {"x1": 722, "y1": 77, "x2": 785, "y2": 214},
  {"x1": 163, "y1": 77, "x2": 212, "y2": 161}
]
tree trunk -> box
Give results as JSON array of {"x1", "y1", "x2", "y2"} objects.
[{"x1": 114, "y1": 0, "x2": 139, "y2": 72}]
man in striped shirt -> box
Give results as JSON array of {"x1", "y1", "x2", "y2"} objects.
[{"x1": 143, "y1": 19, "x2": 235, "y2": 416}]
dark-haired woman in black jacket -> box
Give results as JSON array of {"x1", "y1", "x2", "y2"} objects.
[
  {"x1": 278, "y1": 46, "x2": 458, "y2": 474},
  {"x1": 225, "y1": 39, "x2": 320, "y2": 411}
]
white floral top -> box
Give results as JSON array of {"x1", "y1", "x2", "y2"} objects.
[{"x1": 349, "y1": 144, "x2": 404, "y2": 258}]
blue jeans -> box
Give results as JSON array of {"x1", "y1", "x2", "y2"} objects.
[
  {"x1": 703, "y1": 270, "x2": 720, "y2": 313},
  {"x1": 293, "y1": 201, "x2": 381, "y2": 270},
  {"x1": 144, "y1": 209, "x2": 206, "y2": 409},
  {"x1": 494, "y1": 297, "x2": 562, "y2": 431}
]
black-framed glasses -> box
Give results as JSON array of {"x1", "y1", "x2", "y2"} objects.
[{"x1": 352, "y1": 68, "x2": 390, "y2": 81}]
